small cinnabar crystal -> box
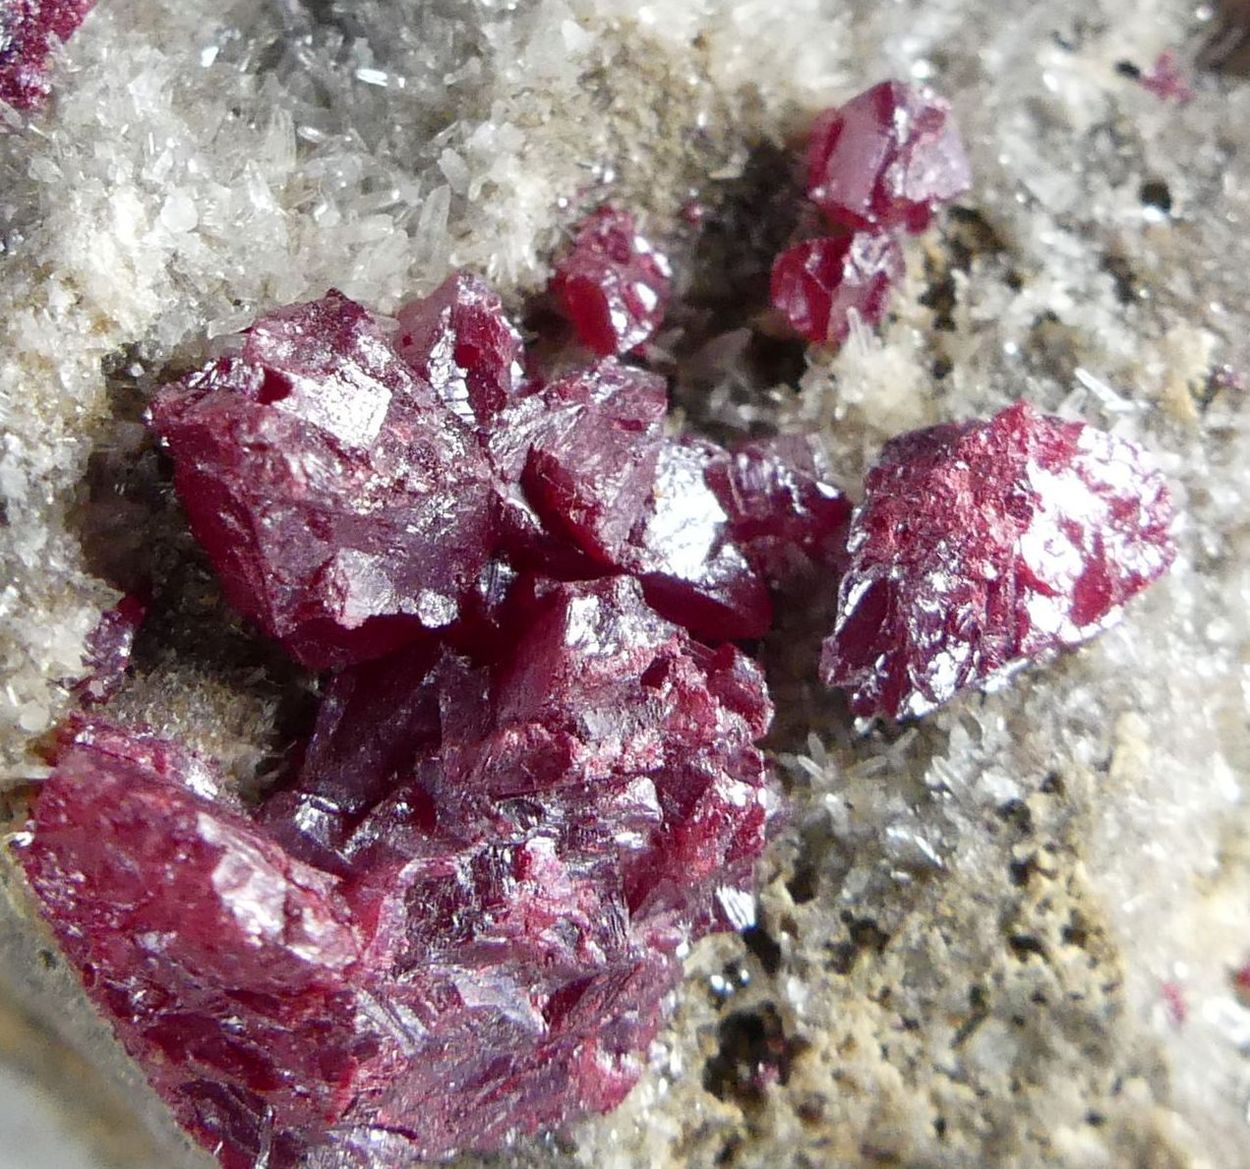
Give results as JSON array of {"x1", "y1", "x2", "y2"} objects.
[
  {"x1": 395, "y1": 270, "x2": 525, "y2": 433},
  {"x1": 21, "y1": 577, "x2": 778, "y2": 1167},
  {"x1": 770, "y1": 232, "x2": 903, "y2": 347},
  {"x1": 70, "y1": 592, "x2": 146, "y2": 705},
  {"x1": 148, "y1": 290, "x2": 499, "y2": 670},
  {"x1": 806, "y1": 80, "x2": 972, "y2": 234},
  {"x1": 550, "y1": 207, "x2": 673, "y2": 356},
  {"x1": 705, "y1": 435, "x2": 853, "y2": 592},
  {"x1": 820, "y1": 401, "x2": 1177, "y2": 720},
  {"x1": 0, "y1": 0, "x2": 95, "y2": 110}
]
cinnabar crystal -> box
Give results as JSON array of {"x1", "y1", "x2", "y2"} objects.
[
  {"x1": 21, "y1": 578, "x2": 778, "y2": 1166},
  {"x1": 550, "y1": 207, "x2": 673, "y2": 356},
  {"x1": 0, "y1": 0, "x2": 95, "y2": 110},
  {"x1": 806, "y1": 80, "x2": 972, "y2": 234},
  {"x1": 770, "y1": 233, "x2": 903, "y2": 346},
  {"x1": 820, "y1": 402, "x2": 1176, "y2": 720},
  {"x1": 148, "y1": 291, "x2": 499, "y2": 670}
]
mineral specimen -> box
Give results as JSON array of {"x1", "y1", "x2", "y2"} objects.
[
  {"x1": 770, "y1": 233, "x2": 903, "y2": 347},
  {"x1": 806, "y1": 80, "x2": 972, "y2": 234},
  {"x1": 69, "y1": 592, "x2": 146, "y2": 706},
  {"x1": 550, "y1": 207, "x2": 673, "y2": 356},
  {"x1": 148, "y1": 290, "x2": 499, "y2": 670},
  {"x1": 0, "y1": 0, "x2": 95, "y2": 110},
  {"x1": 820, "y1": 401, "x2": 1176, "y2": 720},
  {"x1": 704, "y1": 435, "x2": 853, "y2": 592},
  {"x1": 20, "y1": 577, "x2": 778, "y2": 1166},
  {"x1": 621, "y1": 437, "x2": 773, "y2": 641},
  {"x1": 394, "y1": 270, "x2": 525, "y2": 433}
]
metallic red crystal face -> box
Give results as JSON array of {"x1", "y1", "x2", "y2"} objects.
[
  {"x1": 705, "y1": 435, "x2": 854, "y2": 592},
  {"x1": 820, "y1": 402, "x2": 1177, "y2": 720},
  {"x1": 806, "y1": 80, "x2": 972, "y2": 234},
  {"x1": 148, "y1": 291, "x2": 500, "y2": 670},
  {"x1": 395, "y1": 270, "x2": 525, "y2": 433},
  {"x1": 20, "y1": 577, "x2": 778, "y2": 1167},
  {"x1": 770, "y1": 232, "x2": 903, "y2": 346},
  {"x1": 0, "y1": 0, "x2": 95, "y2": 109},
  {"x1": 550, "y1": 207, "x2": 673, "y2": 356}
]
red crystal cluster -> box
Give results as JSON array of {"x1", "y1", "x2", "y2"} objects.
[
  {"x1": 820, "y1": 402, "x2": 1176, "y2": 720},
  {"x1": 25, "y1": 577, "x2": 775, "y2": 1166},
  {"x1": 25, "y1": 265, "x2": 850, "y2": 1166},
  {"x1": 771, "y1": 81, "x2": 971, "y2": 346},
  {"x1": 0, "y1": 0, "x2": 95, "y2": 109},
  {"x1": 17, "y1": 74, "x2": 1181, "y2": 1169}
]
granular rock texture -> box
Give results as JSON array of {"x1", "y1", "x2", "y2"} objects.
[{"x1": 2, "y1": 1, "x2": 1250, "y2": 1169}]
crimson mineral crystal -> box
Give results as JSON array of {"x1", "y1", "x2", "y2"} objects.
[
  {"x1": 148, "y1": 290, "x2": 499, "y2": 670},
  {"x1": 550, "y1": 207, "x2": 673, "y2": 356},
  {"x1": 820, "y1": 402, "x2": 1176, "y2": 720},
  {"x1": 770, "y1": 232, "x2": 903, "y2": 347},
  {"x1": 0, "y1": 0, "x2": 95, "y2": 109},
  {"x1": 21, "y1": 578, "x2": 777, "y2": 1166},
  {"x1": 806, "y1": 80, "x2": 972, "y2": 234}
]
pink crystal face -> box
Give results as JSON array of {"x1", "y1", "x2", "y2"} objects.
[
  {"x1": 148, "y1": 291, "x2": 498, "y2": 670},
  {"x1": 70, "y1": 593, "x2": 146, "y2": 705},
  {"x1": 21, "y1": 578, "x2": 778, "y2": 1166},
  {"x1": 395, "y1": 271, "x2": 525, "y2": 433},
  {"x1": 550, "y1": 207, "x2": 673, "y2": 356},
  {"x1": 770, "y1": 233, "x2": 903, "y2": 346},
  {"x1": 0, "y1": 0, "x2": 95, "y2": 110},
  {"x1": 705, "y1": 436, "x2": 853, "y2": 592},
  {"x1": 820, "y1": 402, "x2": 1177, "y2": 720},
  {"x1": 806, "y1": 80, "x2": 972, "y2": 234}
]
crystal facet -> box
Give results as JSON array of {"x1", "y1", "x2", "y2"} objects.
[
  {"x1": 148, "y1": 291, "x2": 499, "y2": 669},
  {"x1": 770, "y1": 233, "x2": 903, "y2": 347},
  {"x1": 70, "y1": 593, "x2": 147, "y2": 706},
  {"x1": 0, "y1": 0, "x2": 95, "y2": 110},
  {"x1": 806, "y1": 80, "x2": 972, "y2": 234},
  {"x1": 705, "y1": 436, "x2": 854, "y2": 592},
  {"x1": 820, "y1": 402, "x2": 1176, "y2": 720},
  {"x1": 550, "y1": 207, "x2": 673, "y2": 356},
  {"x1": 394, "y1": 271, "x2": 525, "y2": 433},
  {"x1": 22, "y1": 578, "x2": 778, "y2": 1166}
]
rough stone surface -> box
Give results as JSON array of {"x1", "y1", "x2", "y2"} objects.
[
  {"x1": 2, "y1": 2, "x2": 1250, "y2": 1169},
  {"x1": 820, "y1": 402, "x2": 1176, "y2": 721}
]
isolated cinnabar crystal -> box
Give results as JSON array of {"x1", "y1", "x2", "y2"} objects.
[
  {"x1": 820, "y1": 401, "x2": 1177, "y2": 720},
  {"x1": 550, "y1": 207, "x2": 673, "y2": 356},
  {"x1": 0, "y1": 0, "x2": 95, "y2": 109},
  {"x1": 20, "y1": 578, "x2": 778, "y2": 1167},
  {"x1": 705, "y1": 435, "x2": 854, "y2": 592},
  {"x1": 148, "y1": 290, "x2": 499, "y2": 670},
  {"x1": 806, "y1": 79, "x2": 972, "y2": 234},
  {"x1": 770, "y1": 232, "x2": 903, "y2": 347}
]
